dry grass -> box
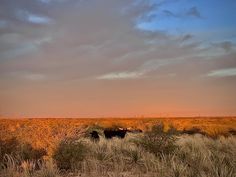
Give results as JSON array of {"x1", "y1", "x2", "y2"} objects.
[
  {"x1": 0, "y1": 118, "x2": 236, "y2": 176},
  {"x1": 1, "y1": 129, "x2": 236, "y2": 177},
  {"x1": 0, "y1": 117, "x2": 235, "y2": 155}
]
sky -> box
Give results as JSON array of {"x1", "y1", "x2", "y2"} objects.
[{"x1": 0, "y1": 0, "x2": 236, "y2": 118}]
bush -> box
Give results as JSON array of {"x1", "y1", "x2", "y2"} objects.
[
  {"x1": 20, "y1": 143, "x2": 47, "y2": 161},
  {"x1": 136, "y1": 123, "x2": 178, "y2": 156},
  {"x1": 122, "y1": 148, "x2": 143, "y2": 164},
  {"x1": 92, "y1": 144, "x2": 112, "y2": 162},
  {"x1": 0, "y1": 138, "x2": 19, "y2": 163},
  {"x1": 52, "y1": 140, "x2": 88, "y2": 170},
  {"x1": 0, "y1": 138, "x2": 46, "y2": 165}
]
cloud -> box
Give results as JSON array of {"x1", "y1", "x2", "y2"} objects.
[
  {"x1": 207, "y1": 68, "x2": 236, "y2": 77},
  {"x1": 0, "y1": 33, "x2": 52, "y2": 59},
  {"x1": 96, "y1": 71, "x2": 144, "y2": 80},
  {"x1": 38, "y1": 0, "x2": 51, "y2": 3},
  {"x1": 123, "y1": 0, "x2": 158, "y2": 20},
  {"x1": 140, "y1": 58, "x2": 180, "y2": 72},
  {"x1": 22, "y1": 73, "x2": 46, "y2": 81},
  {"x1": 0, "y1": 0, "x2": 234, "y2": 81},
  {"x1": 27, "y1": 14, "x2": 51, "y2": 24},
  {"x1": 8, "y1": 71, "x2": 46, "y2": 81},
  {"x1": 182, "y1": 34, "x2": 193, "y2": 41},
  {"x1": 0, "y1": 20, "x2": 7, "y2": 28},
  {"x1": 212, "y1": 41, "x2": 235, "y2": 53},
  {"x1": 16, "y1": 10, "x2": 52, "y2": 24},
  {"x1": 162, "y1": 10, "x2": 177, "y2": 17},
  {"x1": 161, "y1": 6, "x2": 203, "y2": 19},
  {"x1": 96, "y1": 57, "x2": 181, "y2": 80},
  {"x1": 186, "y1": 6, "x2": 202, "y2": 18}
]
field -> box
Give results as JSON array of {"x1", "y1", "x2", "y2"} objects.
[{"x1": 0, "y1": 117, "x2": 236, "y2": 177}]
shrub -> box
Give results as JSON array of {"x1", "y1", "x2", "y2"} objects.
[
  {"x1": 0, "y1": 138, "x2": 19, "y2": 164},
  {"x1": 0, "y1": 138, "x2": 46, "y2": 165},
  {"x1": 20, "y1": 144, "x2": 47, "y2": 161},
  {"x1": 136, "y1": 123, "x2": 178, "y2": 156},
  {"x1": 122, "y1": 148, "x2": 143, "y2": 164},
  {"x1": 52, "y1": 140, "x2": 88, "y2": 170},
  {"x1": 92, "y1": 144, "x2": 112, "y2": 162}
]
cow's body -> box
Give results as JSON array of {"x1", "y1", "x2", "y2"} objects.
[
  {"x1": 90, "y1": 131, "x2": 100, "y2": 142},
  {"x1": 104, "y1": 128, "x2": 127, "y2": 139}
]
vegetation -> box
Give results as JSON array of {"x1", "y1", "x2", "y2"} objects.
[
  {"x1": 0, "y1": 137, "x2": 46, "y2": 165},
  {"x1": 135, "y1": 123, "x2": 178, "y2": 156},
  {"x1": 0, "y1": 119, "x2": 236, "y2": 177},
  {"x1": 52, "y1": 139, "x2": 88, "y2": 170}
]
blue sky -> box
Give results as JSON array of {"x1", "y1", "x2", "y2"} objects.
[{"x1": 137, "y1": 0, "x2": 236, "y2": 42}]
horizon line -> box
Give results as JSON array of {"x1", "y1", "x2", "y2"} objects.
[{"x1": 1, "y1": 116, "x2": 236, "y2": 120}]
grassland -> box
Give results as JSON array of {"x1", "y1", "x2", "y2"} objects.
[
  {"x1": 0, "y1": 117, "x2": 236, "y2": 177},
  {"x1": 0, "y1": 117, "x2": 235, "y2": 153}
]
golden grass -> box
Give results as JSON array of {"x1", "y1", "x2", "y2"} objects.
[
  {"x1": 0, "y1": 117, "x2": 235, "y2": 155},
  {"x1": 1, "y1": 134, "x2": 236, "y2": 177}
]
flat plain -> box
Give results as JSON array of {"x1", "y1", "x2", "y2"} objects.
[
  {"x1": 0, "y1": 117, "x2": 235, "y2": 151},
  {"x1": 0, "y1": 117, "x2": 236, "y2": 177}
]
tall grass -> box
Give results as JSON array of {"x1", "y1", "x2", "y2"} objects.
[
  {"x1": 52, "y1": 139, "x2": 88, "y2": 170},
  {"x1": 0, "y1": 130, "x2": 235, "y2": 177},
  {"x1": 134, "y1": 123, "x2": 178, "y2": 156},
  {"x1": 35, "y1": 159, "x2": 60, "y2": 177},
  {"x1": 0, "y1": 155, "x2": 60, "y2": 177}
]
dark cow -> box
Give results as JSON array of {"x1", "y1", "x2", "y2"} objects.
[
  {"x1": 90, "y1": 131, "x2": 100, "y2": 142},
  {"x1": 104, "y1": 128, "x2": 127, "y2": 139}
]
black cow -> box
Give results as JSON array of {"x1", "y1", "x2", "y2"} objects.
[
  {"x1": 104, "y1": 128, "x2": 127, "y2": 139},
  {"x1": 90, "y1": 131, "x2": 100, "y2": 142}
]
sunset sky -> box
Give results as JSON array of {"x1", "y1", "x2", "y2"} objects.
[{"x1": 0, "y1": 0, "x2": 236, "y2": 118}]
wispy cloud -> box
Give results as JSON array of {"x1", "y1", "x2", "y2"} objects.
[
  {"x1": 96, "y1": 58, "x2": 179, "y2": 80},
  {"x1": 27, "y1": 14, "x2": 51, "y2": 24},
  {"x1": 8, "y1": 72, "x2": 46, "y2": 81},
  {"x1": 23, "y1": 73, "x2": 46, "y2": 81},
  {"x1": 212, "y1": 41, "x2": 235, "y2": 53},
  {"x1": 0, "y1": 20, "x2": 7, "y2": 28},
  {"x1": 182, "y1": 34, "x2": 193, "y2": 42},
  {"x1": 38, "y1": 0, "x2": 51, "y2": 3},
  {"x1": 186, "y1": 6, "x2": 202, "y2": 18},
  {"x1": 16, "y1": 10, "x2": 52, "y2": 25},
  {"x1": 162, "y1": 10, "x2": 178, "y2": 18},
  {"x1": 96, "y1": 71, "x2": 144, "y2": 80},
  {"x1": 161, "y1": 6, "x2": 203, "y2": 19},
  {"x1": 207, "y1": 68, "x2": 236, "y2": 77}
]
